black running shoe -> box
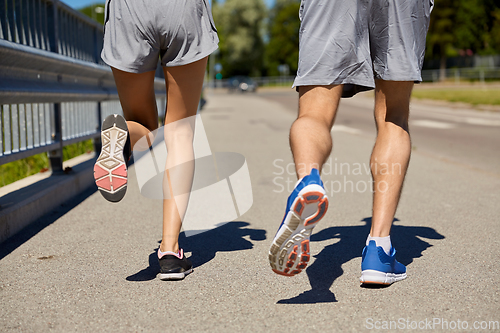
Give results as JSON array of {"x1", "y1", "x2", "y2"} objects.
[
  {"x1": 94, "y1": 114, "x2": 131, "y2": 203},
  {"x1": 157, "y1": 248, "x2": 193, "y2": 280}
]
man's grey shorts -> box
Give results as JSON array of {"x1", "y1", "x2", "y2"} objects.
[
  {"x1": 101, "y1": 0, "x2": 219, "y2": 73},
  {"x1": 293, "y1": 0, "x2": 434, "y2": 97}
]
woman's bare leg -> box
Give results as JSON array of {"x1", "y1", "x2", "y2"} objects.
[
  {"x1": 160, "y1": 57, "x2": 208, "y2": 253},
  {"x1": 110, "y1": 67, "x2": 159, "y2": 148}
]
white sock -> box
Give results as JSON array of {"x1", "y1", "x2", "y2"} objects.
[{"x1": 366, "y1": 235, "x2": 392, "y2": 255}]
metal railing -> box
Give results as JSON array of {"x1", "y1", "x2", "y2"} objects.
[
  {"x1": 0, "y1": 0, "x2": 166, "y2": 172},
  {"x1": 210, "y1": 68, "x2": 500, "y2": 90},
  {"x1": 421, "y1": 67, "x2": 500, "y2": 83}
]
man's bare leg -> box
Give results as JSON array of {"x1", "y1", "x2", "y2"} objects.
[
  {"x1": 370, "y1": 80, "x2": 413, "y2": 238},
  {"x1": 291, "y1": 85, "x2": 343, "y2": 178},
  {"x1": 269, "y1": 85, "x2": 342, "y2": 276}
]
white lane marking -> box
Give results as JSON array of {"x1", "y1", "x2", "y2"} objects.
[
  {"x1": 411, "y1": 120, "x2": 456, "y2": 129},
  {"x1": 464, "y1": 117, "x2": 500, "y2": 126},
  {"x1": 331, "y1": 125, "x2": 363, "y2": 134}
]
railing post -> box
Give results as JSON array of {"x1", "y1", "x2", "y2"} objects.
[
  {"x1": 93, "y1": 102, "x2": 102, "y2": 155},
  {"x1": 47, "y1": 0, "x2": 59, "y2": 54},
  {"x1": 48, "y1": 103, "x2": 63, "y2": 173},
  {"x1": 92, "y1": 26, "x2": 99, "y2": 64}
]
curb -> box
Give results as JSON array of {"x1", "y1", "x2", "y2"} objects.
[{"x1": 0, "y1": 155, "x2": 96, "y2": 244}]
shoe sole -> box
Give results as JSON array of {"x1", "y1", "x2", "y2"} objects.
[
  {"x1": 269, "y1": 184, "x2": 328, "y2": 276},
  {"x1": 94, "y1": 114, "x2": 128, "y2": 203},
  {"x1": 360, "y1": 269, "x2": 407, "y2": 285},
  {"x1": 157, "y1": 268, "x2": 193, "y2": 281}
]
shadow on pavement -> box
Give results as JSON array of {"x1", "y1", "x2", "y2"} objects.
[
  {"x1": 126, "y1": 221, "x2": 267, "y2": 282},
  {"x1": 0, "y1": 187, "x2": 97, "y2": 261},
  {"x1": 277, "y1": 217, "x2": 445, "y2": 304}
]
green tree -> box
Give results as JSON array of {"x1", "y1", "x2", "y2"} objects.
[
  {"x1": 79, "y1": 3, "x2": 105, "y2": 25},
  {"x1": 426, "y1": 0, "x2": 456, "y2": 78},
  {"x1": 455, "y1": 0, "x2": 489, "y2": 54},
  {"x1": 426, "y1": 0, "x2": 500, "y2": 77},
  {"x1": 265, "y1": 0, "x2": 300, "y2": 76},
  {"x1": 213, "y1": 0, "x2": 267, "y2": 77},
  {"x1": 482, "y1": 0, "x2": 500, "y2": 54}
]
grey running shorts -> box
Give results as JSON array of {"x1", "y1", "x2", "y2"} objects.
[
  {"x1": 101, "y1": 0, "x2": 219, "y2": 73},
  {"x1": 293, "y1": 0, "x2": 434, "y2": 97}
]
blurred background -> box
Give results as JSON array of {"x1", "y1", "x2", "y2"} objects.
[
  {"x1": 66, "y1": 0, "x2": 500, "y2": 79},
  {"x1": 0, "y1": 0, "x2": 499, "y2": 186}
]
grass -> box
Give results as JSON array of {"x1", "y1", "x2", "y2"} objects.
[
  {"x1": 412, "y1": 88, "x2": 500, "y2": 106},
  {"x1": 0, "y1": 139, "x2": 94, "y2": 187}
]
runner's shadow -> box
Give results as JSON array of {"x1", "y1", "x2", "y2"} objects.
[
  {"x1": 277, "y1": 217, "x2": 444, "y2": 304},
  {"x1": 126, "y1": 221, "x2": 266, "y2": 281}
]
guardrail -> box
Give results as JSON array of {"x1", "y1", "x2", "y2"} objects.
[
  {"x1": 0, "y1": 0, "x2": 166, "y2": 172},
  {"x1": 421, "y1": 67, "x2": 500, "y2": 83},
  {"x1": 210, "y1": 67, "x2": 500, "y2": 90}
]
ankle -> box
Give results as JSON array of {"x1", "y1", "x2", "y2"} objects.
[
  {"x1": 366, "y1": 234, "x2": 392, "y2": 255},
  {"x1": 159, "y1": 242, "x2": 179, "y2": 253}
]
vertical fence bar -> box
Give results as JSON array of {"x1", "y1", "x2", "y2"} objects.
[
  {"x1": 32, "y1": 0, "x2": 40, "y2": 48},
  {"x1": 48, "y1": 103, "x2": 63, "y2": 172},
  {"x1": 33, "y1": 103, "x2": 40, "y2": 147},
  {"x1": 0, "y1": 105, "x2": 4, "y2": 156},
  {"x1": 22, "y1": 0, "x2": 33, "y2": 46},
  {"x1": 19, "y1": 103, "x2": 26, "y2": 150},
  {"x1": 0, "y1": 0, "x2": 7, "y2": 39},
  {"x1": 45, "y1": 103, "x2": 51, "y2": 144},
  {"x1": 41, "y1": 0, "x2": 49, "y2": 50},
  {"x1": 61, "y1": 102, "x2": 66, "y2": 139},
  {"x1": 93, "y1": 101, "x2": 102, "y2": 155},
  {"x1": 14, "y1": 0, "x2": 27, "y2": 44},
  {"x1": 26, "y1": 103, "x2": 33, "y2": 149},
  {"x1": 11, "y1": 104, "x2": 19, "y2": 152},
  {"x1": 3, "y1": 105, "x2": 11, "y2": 155},
  {"x1": 39, "y1": 103, "x2": 45, "y2": 145},
  {"x1": 7, "y1": 0, "x2": 17, "y2": 42},
  {"x1": 47, "y1": 0, "x2": 58, "y2": 53}
]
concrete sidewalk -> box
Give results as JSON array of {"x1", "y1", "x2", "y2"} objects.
[{"x1": 1, "y1": 91, "x2": 499, "y2": 332}]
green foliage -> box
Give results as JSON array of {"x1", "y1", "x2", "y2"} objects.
[
  {"x1": 265, "y1": 0, "x2": 300, "y2": 76},
  {"x1": 62, "y1": 140, "x2": 94, "y2": 161},
  {"x1": 482, "y1": 2, "x2": 500, "y2": 54},
  {"x1": 78, "y1": 3, "x2": 105, "y2": 25},
  {"x1": 213, "y1": 0, "x2": 267, "y2": 77},
  {"x1": 426, "y1": 0, "x2": 455, "y2": 60},
  {"x1": 0, "y1": 153, "x2": 49, "y2": 187},
  {"x1": 0, "y1": 140, "x2": 94, "y2": 187},
  {"x1": 426, "y1": 0, "x2": 500, "y2": 60}
]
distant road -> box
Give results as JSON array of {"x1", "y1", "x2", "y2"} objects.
[{"x1": 257, "y1": 88, "x2": 500, "y2": 176}]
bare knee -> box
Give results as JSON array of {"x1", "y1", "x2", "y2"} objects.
[
  {"x1": 164, "y1": 124, "x2": 194, "y2": 150},
  {"x1": 294, "y1": 113, "x2": 334, "y2": 131}
]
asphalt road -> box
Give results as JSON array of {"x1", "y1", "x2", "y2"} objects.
[{"x1": 1, "y1": 89, "x2": 499, "y2": 332}]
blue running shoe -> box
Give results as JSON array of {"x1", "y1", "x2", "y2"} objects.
[
  {"x1": 360, "y1": 240, "x2": 407, "y2": 285},
  {"x1": 269, "y1": 169, "x2": 328, "y2": 276}
]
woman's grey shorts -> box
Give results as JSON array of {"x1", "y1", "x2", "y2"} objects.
[
  {"x1": 101, "y1": 0, "x2": 219, "y2": 73},
  {"x1": 293, "y1": 0, "x2": 434, "y2": 97}
]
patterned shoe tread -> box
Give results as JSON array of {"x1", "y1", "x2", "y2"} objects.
[
  {"x1": 94, "y1": 114, "x2": 128, "y2": 202},
  {"x1": 269, "y1": 190, "x2": 328, "y2": 276}
]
